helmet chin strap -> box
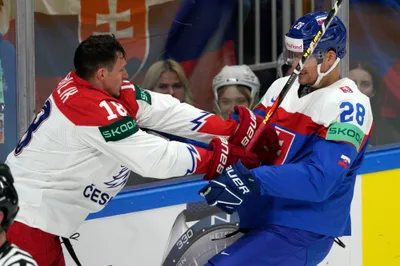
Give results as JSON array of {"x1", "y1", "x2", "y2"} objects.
[{"x1": 312, "y1": 58, "x2": 341, "y2": 87}]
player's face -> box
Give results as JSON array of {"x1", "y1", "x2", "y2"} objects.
[
  {"x1": 218, "y1": 86, "x2": 250, "y2": 119},
  {"x1": 349, "y1": 68, "x2": 375, "y2": 98},
  {"x1": 102, "y1": 53, "x2": 128, "y2": 98},
  {"x1": 153, "y1": 71, "x2": 185, "y2": 102},
  {"x1": 297, "y1": 55, "x2": 319, "y2": 86}
]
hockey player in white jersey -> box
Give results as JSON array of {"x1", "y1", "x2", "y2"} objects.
[
  {"x1": 0, "y1": 164, "x2": 37, "y2": 266},
  {"x1": 5, "y1": 35, "x2": 262, "y2": 266}
]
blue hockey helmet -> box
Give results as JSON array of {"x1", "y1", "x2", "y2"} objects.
[{"x1": 284, "y1": 11, "x2": 347, "y2": 64}]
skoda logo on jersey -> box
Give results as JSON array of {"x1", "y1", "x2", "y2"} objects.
[{"x1": 104, "y1": 165, "x2": 130, "y2": 188}]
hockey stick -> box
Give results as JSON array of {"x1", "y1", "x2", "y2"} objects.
[
  {"x1": 246, "y1": 0, "x2": 344, "y2": 152},
  {"x1": 142, "y1": 128, "x2": 209, "y2": 149},
  {"x1": 142, "y1": 0, "x2": 342, "y2": 155}
]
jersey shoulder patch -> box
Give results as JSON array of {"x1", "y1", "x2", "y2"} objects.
[
  {"x1": 134, "y1": 84, "x2": 152, "y2": 105},
  {"x1": 120, "y1": 81, "x2": 151, "y2": 104},
  {"x1": 325, "y1": 122, "x2": 365, "y2": 151},
  {"x1": 119, "y1": 81, "x2": 152, "y2": 114},
  {"x1": 98, "y1": 115, "x2": 138, "y2": 142}
]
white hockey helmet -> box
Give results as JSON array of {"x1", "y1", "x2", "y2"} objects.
[{"x1": 213, "y1": 65, "x2": 260, "y2": 105}]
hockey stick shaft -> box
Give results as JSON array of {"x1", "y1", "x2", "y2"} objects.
[
  {"x1": 246, "y1": 0, "x2": 344, "y2": 152},
  {"x1": 142, "y1": 128, "x2": 209, "y2": 149}
]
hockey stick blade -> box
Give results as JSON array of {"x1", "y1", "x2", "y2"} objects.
[{"x1": 246, "y1": 0, "x2": 344, "y2": 152}]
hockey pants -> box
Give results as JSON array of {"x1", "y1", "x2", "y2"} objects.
[
  {"x1": 205, "y1": 225, "x2": 334, "y2": 266},
  {"x1": 7, "y1": 221, "x2": 66, "y2": 266}
]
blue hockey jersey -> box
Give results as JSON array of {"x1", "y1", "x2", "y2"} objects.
[{"x1": 240, "y1": 77, "x2": 373, "y2": 237}]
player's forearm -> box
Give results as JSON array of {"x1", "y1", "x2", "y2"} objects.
[
  {"x1": 137, "y1": 91, "x2": 237, "y2": 142},
  {"x1": 79, "y1": 125, "x2": 211, "y2": 179},
  {"x1": 146, "y1": 106, "x2": 236, "y2": 143},
  {"x1": 131, "y1": 141, "x2": 211, "y2": 179}
]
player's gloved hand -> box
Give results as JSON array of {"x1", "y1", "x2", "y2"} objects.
[
  {"x1": 200, "y1": 160, "x2": 261, "y2": 214},
  {"x1": 228, "y1": 106, "x2": 280, "y2": 164},
  {"x1": 253, "y1": 123, "x2": 281, "y2": 165},
  {"x1": 228, "y1": 106, "x2": 260, "y2": 148},
  {"x1": 250, "y1": 109, "x2": 281, "y2": 164},
  {"x1": 0, "y1": 163, "x2": 14, "y2": 183},
  {"x1": 203, "y1": 138, "x2": 259, "y2": 180}
]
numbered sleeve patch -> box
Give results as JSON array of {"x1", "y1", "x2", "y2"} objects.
[
  {"x1": 99, "y1": 116, "x2": 138, "y2": 142},
  {"x1": 135, "y1": 85, "x2": 152, "y2": 105},
  {"x1": 326, "y1": 122, "x2": 365, "y2": 151}
]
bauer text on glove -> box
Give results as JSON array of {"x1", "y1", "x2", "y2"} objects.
[
  {"x1": 200, "y1": 160, "x2": 261, "y2": 214},
  {"x1": 228, "y1": 106, "x2": 260, "y2": 148},
  {"x1": 202, "y1": 138, "x2": 259, "y2": 180}
]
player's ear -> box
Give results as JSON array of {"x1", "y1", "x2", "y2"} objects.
[
  {"x1": 324, "y1": 50, "x2": 337, "y2": 66},
  {"x1": 96, "y1": 67, "x2": 107, "y2": 81}
]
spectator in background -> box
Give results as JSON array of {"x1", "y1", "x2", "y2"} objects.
[
  {"x1": 142, "y1": 59, "x2": 191, "y2": 103},
  {"x1": 380, "y1": 60, "x2": 400, "y2": 133},
  {"x1": 213, "y1": 65, "x2": 260, "y2": 119},
  {"x1": 349, "y1": 61, "x2": 400, "y2": 145},
  {"x1": 349, "y1": 61, "x2": 377, "y2": 98}
]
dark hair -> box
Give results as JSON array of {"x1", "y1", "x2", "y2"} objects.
[
  {"x1": 349, "y1": 61, "x2": 380, "y2": 111},
  {"x1": 74, "y1": 34, "x2": 126, "y2": 79}
]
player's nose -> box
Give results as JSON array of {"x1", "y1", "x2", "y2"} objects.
[
  {"x1": 122, "y1": 69, "x2": 129, "y2": 80},
  {"x1": 168, "y1": 86, "x2": 174, "y2": 96},
  {"x1": 228, "y1": 105, "x2": 235, "y2": 114}
]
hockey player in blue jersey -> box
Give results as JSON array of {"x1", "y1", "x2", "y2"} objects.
[{"x1": 201, "y1": 12, "x2": 373, "y2": 266}]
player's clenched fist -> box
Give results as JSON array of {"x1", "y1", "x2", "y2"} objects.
[
  {"x1": 228, "y1": 106, "x2": 259, "y2": 148},
  {"x1": 229, "y1": 106, "x2": 280, "y2": 165},
  {"x1": 203, "y1": 137, "x2": 259, "y2": 180}
]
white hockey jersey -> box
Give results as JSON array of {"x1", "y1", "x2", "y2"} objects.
[{"x1": 6, "y1": 71, "x2": 238, "y2": 237}]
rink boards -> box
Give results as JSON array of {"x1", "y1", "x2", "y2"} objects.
[{"x1": 63, "y1": 146, "x2": 400, "y2": 266}]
